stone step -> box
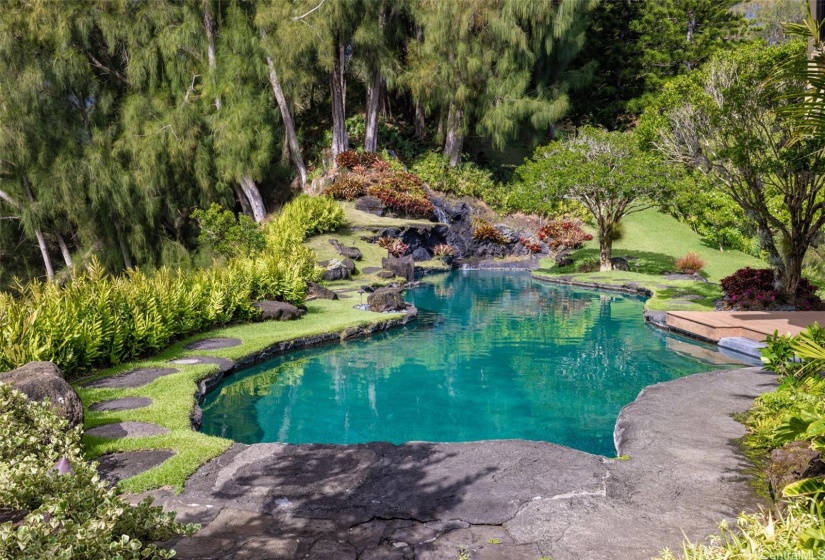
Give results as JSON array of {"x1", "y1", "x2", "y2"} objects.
[
  {"x1": 83, "y1": 367, "x2": 179, "y2": 389},
  {"x1": 86, "y1": 421, "x2": 169, "y2": 439},
  {"x1": 184, "y1": 338, "x2": 242, "y2": 351},
  {"x1": 90, "y1": 397, "x2": 152, "y2": 412}
]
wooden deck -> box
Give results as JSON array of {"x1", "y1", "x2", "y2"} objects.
[{"x1": 665, "y1": 311, "x2": 825, "y2": 343}]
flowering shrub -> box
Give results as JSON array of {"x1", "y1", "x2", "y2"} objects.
[
  {"x1": 325, "y1": 174, "x2": 366, "y2": 201},
  {"x1": 674, "y1": 251, "x2": 706, "y2": 274},
  {"x1": 433, "y1": 244, "x2": 456, "y2": 258},
  {"x1": 472, "y1": 220, "x2": 506, "y2": 244},
  {"x1": 720, "y1": 267, "x2": 822, "y2": 310},
  {"x1": 538, "y1": 219, "x2": 592, "y2": 250},
  {"x1": 519, "y1": 237, "x2": 542, "y2": 253},
  {"x1": 377, "y1": 237, "x2": 410, "y2": 257}
]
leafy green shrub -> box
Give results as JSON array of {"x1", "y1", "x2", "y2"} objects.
[
  {"x1": 577, "y1": 256, "x2": 600, "y2": 273},
  {"x1": 325, "y1": 174, "x2": 366, "y2": 201},
  {"x1": 410, "y1": 152, "x2": 501, "y2": 201},
  {"x1": 0, "y1": 384, "x2": 194, "y2": 559},
  {"x1": 472, "y1": 220, "x2": 506, "y2": 244},
  {"x1": 538, "y1": 219, "x2": 592, "y2": 250},
  {"x1": 0, "y1": 195, "x2": 341, "y2": 375},
  {"x1": 192, "y1": 203, "x2": 266, "y2": 258},
  {"x1": 674, "y1": 251, "x2": 706, "y2": 274}
]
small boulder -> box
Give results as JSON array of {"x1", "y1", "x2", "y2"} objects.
[
  {"x1": 355, "y1": 195, "x2": 386, "y2": 216},
  {"x1": 253, "y1": 301, "x2": 306, "y2": 321},
  {"x1": 611, "y1": 257, "x2": 630, "y2": 271},
  {"x1": 411, "y1": 247, "x2": 432, "y2": 261},
  {"x1": 0, "y1": 361, "x2": 84, "y2": 428},
  {"x1": 382, "y1": 255, "x2": 415, "y2": 281},
  {"x1": 367, "y1": 287, "x2": 407, "y2": 313},
  {"x1": 341, "y1": 258, "x2": 356, "y2": 273},
  {"x1": 322, "y1": 259, "x2": 351, "y2": 281},
  {"x1": 307, "y1": 281, "x2": 338, "y2": 300},
  {"x1": 329, "y1": 239, "x2": 363, "y2": 261},
  {"x1": 376, "y1": 270, "x2": 395, "y2": 279},
  {"x1": 767, "y1": 440, "x2": 825, "y2": 501},
  {"x1": 494, "y1": 224, "x2": 518, "y2": 244}
]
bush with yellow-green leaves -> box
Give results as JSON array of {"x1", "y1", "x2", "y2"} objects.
[
  {"x1": 0, "y1": 195, "x2": 345, "y2": 376},
  {"x1": 0, "y1": 383, "x2": 195, "y2": 559}
]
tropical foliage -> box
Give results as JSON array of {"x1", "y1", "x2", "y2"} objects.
[{"x1": 0, "y1": 384, "x2": 195, "y2": 558}]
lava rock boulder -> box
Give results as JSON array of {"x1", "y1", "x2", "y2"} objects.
[
  {"x1": 0, "y1": 361, "x2": 84, "y2": 428},
  {"x1": 329, "y1": 239, "x2": 363, "y2": 261},
  {"x1": 355, "y1": 195, "x2": 386, "y2": 216},
  {"x1": 382, "y1": 255, "x2": 415, "y2": 281},
  {"x1": 767, "y1": 440, "x2": 825, "y2": 502},
  {"x1": 322, "y1": 259, "x2": 352, "y2": 281},
  {"x1": 307, "y1": 281, "x2": 338, "y2": 300},
  {"x1": 253, "y1": 301, "x2": 306, "y2": 321},
  {"x1": 367, "y1": 287, "x2": 407, "y2": 313}
]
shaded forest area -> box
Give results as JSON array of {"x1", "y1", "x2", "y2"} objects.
[{"x1": 0, "y1": 0, "x2": 806, "y2": 287}]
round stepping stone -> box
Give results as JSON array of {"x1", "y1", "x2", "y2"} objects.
[
  {"x1": 86, "y1": 421, "x2": 169, "y2": 439},
  {"x1": 83, "y1": 367, "x2": 179, "y2": 389},
  {"x1": 184, "y1": 337, "x2": 242, "y2": 351},
  {"x1": 96, "y1": 449, "x2": 174, "y2": 484},
  {"x1": 170, "y1": 356, "x2": 234, "y2": 372},
  {"x1": 90, "y1": 397, "x2": 153, "y2": 412},
  {"x1": 362, "y1": 266, "x2": 382, "y2": 274}
]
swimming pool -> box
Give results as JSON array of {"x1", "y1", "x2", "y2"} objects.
[{"x1": 200, "y1": 271, "x2": 740, "y2": 456}]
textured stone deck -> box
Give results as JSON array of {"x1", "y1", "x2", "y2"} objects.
[
  {"x1": 666, "y1": 310, "x2": 825, "y2": 342},
  {"x1": 131, "y1": 367, "x2": 776, "y2": 560}
]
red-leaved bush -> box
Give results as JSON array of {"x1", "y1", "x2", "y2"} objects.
[
  {"x1": 720, "y1": 267, "x2": 822, "y2": 310},
  {"x1": 325, "y1": 174, "x2": 366, "y2": 201},
  {"x1": 367, "y1": 171, "x2": 433, "y2": 218},
  {"x1": 538, "y1": 219, "x2": 592, "y2": 251},
  {"x1": 377, "y1": 237, "x2": 410, "y2": 257},
  {"x1": 519, "y1": 237, "x2": 542, "y2": 253}
]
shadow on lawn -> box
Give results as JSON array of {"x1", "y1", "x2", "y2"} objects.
[{"x1": 551, "y1": 248, "x2": 678, "y2": 276}]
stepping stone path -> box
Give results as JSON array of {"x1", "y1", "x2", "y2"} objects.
[
  {"x1": 83, "y1": 367, "x2": 179, "y2": 389},
  {"x1": 97, "y1": 449, "x2": 174, "y2": 485},
  {"x1": 184, "y1": 337, "x2": 242, "y2": 351},
  {"x1": 86, "y1": 421, "x2": 169, "y2": 439},
  {"x1": 170, "y1": 356, "x2": 234, "y2": 372},
  {"x1": 90, "y1": 397, "x2": 152, "y2": 412}
]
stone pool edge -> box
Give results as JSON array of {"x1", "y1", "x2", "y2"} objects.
[{"x1": 189, "y1": 305, "x2": 419, "y2": 430}]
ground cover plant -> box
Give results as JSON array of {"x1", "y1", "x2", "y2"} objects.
[
  {"x1": 0, "y1": 384, "x2": 195, "y2": 559},
  {"x1": 721, "y1": 267, "x2": 823, "y2": 310}
]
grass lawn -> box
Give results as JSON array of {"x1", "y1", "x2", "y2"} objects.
[
  {"x1": 535, "y1": 209, "x2": 765, "y2": 310},
  {"x1": 76, "y1": 298, "x2": 404, "y2": 493}
]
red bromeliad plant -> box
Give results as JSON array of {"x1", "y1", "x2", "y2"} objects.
[
  {"x1": 367, "y1": 171, "x2": 434, "y2": 218},
  {"x1": 538, "y1": 219, "x2": 592, "y2": 250},
  {"x1": 377, "y1": 237, "x2": 410, "y2": 257},
  {"x1": 519, "y1": 237, "x2": 542, "y2": 253}
]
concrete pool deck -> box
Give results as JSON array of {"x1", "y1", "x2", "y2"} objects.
[{"x1": 129, "y1": 366, "x2": 777, "y2": 559}]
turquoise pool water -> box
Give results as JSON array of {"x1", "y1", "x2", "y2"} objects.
[{"x1": 200, "y1": 271, "x2": 740, "y2": 456}]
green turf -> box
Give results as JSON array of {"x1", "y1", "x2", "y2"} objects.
[
  {"x1": 75, "y1": 298, "x2": 404, "y2": 493},
  {"x1": 534, "y1": 209, "x2": 765, "y2": 310}
]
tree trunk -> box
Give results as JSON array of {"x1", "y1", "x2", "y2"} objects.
[
  {"x1": 233, "y1": 183, "x2": 254, "y2": 218},
  {"x1": 56, "y1": 232, "x2": 73, "y2": 274},
  {"x1": 780, "y1": 240, "x2": 807, "y2": 298},
  {"x1": 34, "y1": 228, "x2": 54, "y2": 281},
  {"x1": 114, "y1": 223, "x2": 132, "y2": 269},
  {"x1": 239, "y1": 175, "x2": 266, "y2": 223},
  {"x1": 414, "y1": 100, "x2": 426, "y2": 140},
  {"x1": 265, "y1": 55, "x2": 307, "y2": 187},
  {"x1": 331, "y1": 38, "x2": 348, "y2": 162},
  {"x1": 364, "y1": 68, "x2": 382, "y2": 152},
  {"x1": 444, "y1": 103, "x2": 464, "y2": 167},
  {"x1": 598, "y1": 226, "x2": 613, "y2": 272},
  {"x1": 203, "y1": 2, "x2": 221, "y2": 110}
]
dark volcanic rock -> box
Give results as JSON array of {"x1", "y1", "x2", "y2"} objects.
[
  {"x1": 768, "y1": 441, "x2": 825, "y2": 501},
  {"x1": 355, "y1": 195, "x2": 386, "y2": 216},
  {"x1": 0, "y1": 361, "x2": 84, "y2": 428},
  {"x1": 341, "y1": 258, "x2": 356, "y2": 273},
  {"x1": 329, "y1": 239, "x2": 363, "y2": 260},
  {"x1": 322, "y1": 259, "x2": 352, "y2": 281},
  {"x1": 185, "y1": 337, "x2": 242, "y2": 350},
  {"x1": 307, "y1": 281, "x2": 338, "y2": 300},
  {"x1": 611, "y1": 257, "x2": 630, "y2": 271},
  {"x1": 97, "y1": 449, "x2": 175, "y2": 485},
  {"x1": 86, "y1": 421, "x2": 169, "y2": 439},
  {"x1": 376, "y1": 270, "x2": 395, "y2": 279},
  {"x1": 253, "y1": 301, "x2": 306, "y2": 321},
  {"x1": 84, "y1": 367, "x2": 179, "y2": 389},
  {"x1": 367, "y1": 287, "x2": 407, "y2": 313},
  {"x1": 90, "y1": 397, "x2": 153, "y2": 412},
  {"x1": 382, "y1": 255, "x2": 415, "y2": 281},
  {"x1": 411, "y1": 247, "x2": 432, "y2": 261}
]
